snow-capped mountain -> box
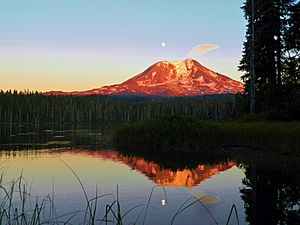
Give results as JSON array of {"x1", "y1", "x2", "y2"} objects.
[{"x1": 46, "y1": 58, "x2": 244, "y2": 96}]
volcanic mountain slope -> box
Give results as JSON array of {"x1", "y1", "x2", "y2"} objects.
[{"x1": 46, "y1": 58, "x2": 244, "y2": 96}]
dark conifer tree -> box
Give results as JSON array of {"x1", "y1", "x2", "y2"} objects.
[{"x1": 239, "y1": 0, "x2": 299, "y2": 119}]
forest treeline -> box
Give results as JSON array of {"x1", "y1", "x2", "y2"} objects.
[{"x1": 0, "y1": 90, "x2": 238, "y2": 123}]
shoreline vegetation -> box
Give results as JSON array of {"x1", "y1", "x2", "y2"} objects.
[{"x1": 111, "y1": 116, "x2": 300, "y2": 154}]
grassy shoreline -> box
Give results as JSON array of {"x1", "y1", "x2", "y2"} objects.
[{"x1": 111, "y1": 116, "x2": 300, "y2": 154}]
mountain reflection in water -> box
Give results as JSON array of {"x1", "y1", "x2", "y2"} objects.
[
  {"x1": 0, "y1": 149, "x2": 235, "y2": 188},
  {"x1": 71, "y1": 149, "x2": 236, "y2": 188},
  {"x1": 1, "y1": 148, "x2": 300, "y2": 224}
]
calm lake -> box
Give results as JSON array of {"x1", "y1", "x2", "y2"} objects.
[{"x1": 0, "y1": 124, "x2": 299, "y2": 225}]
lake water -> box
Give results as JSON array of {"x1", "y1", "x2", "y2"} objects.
[{"x1": 0, "y1": 124, "x2": 299, "y2": 225}]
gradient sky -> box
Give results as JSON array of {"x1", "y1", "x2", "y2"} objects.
[{"x1": 0, "y1": 0, "x2": 246, "y2": 92}]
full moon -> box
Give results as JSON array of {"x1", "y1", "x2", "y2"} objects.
[{"x1": 161, "y1": 42, "x2": 166, "y2": 47}]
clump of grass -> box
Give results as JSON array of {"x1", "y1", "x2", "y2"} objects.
[
  {"x1": 111, "y1": 116, "x2": 218, "y2": 153},
  {"x1": 211, "y1": 120, "x2": 300, "y2": 153},
  {"x1": 111, "y1": 116, "x2": 300, "y2": 154},
  {"x1": 0, "y1": 171, "x2": 64, "y2": 224}
]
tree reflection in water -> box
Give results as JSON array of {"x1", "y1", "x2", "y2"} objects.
[{"x1": 239, "y1": 154, "x2": 300, "y2": 225}]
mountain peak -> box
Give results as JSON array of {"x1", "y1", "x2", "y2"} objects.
[
  {"x1": 45, "y1": 58, "x2": 244, "y2": 96},
  {"x1": 156, "y1": 58, "x2": 196, "y2": 69},
  {"x1": 168, "y1": 58, "x2": 194, "y2": 77}
]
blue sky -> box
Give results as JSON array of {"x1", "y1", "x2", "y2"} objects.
[{"x1": 0, "y1": 0, "x2": 246, "y2": 91}]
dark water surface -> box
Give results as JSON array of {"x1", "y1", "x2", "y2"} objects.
[{"x1": 0, "y1": 124, "x2": 299, "y2": 225}]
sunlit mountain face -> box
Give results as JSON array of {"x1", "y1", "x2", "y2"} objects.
[
  {"x1": 46, "y1": 58, "x2": 244, "y2": 96},
  {"x1": 70, "y1": 149, "x2": 236, "y2": 188}
]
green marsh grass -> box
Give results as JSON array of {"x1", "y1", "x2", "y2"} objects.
[{"x1": 111, "y1": 116, "x2": 300, "y2": 154}]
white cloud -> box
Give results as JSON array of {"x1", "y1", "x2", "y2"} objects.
[{"x1": 188, "y1": 44, "x2": 220, "y2": 55}]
